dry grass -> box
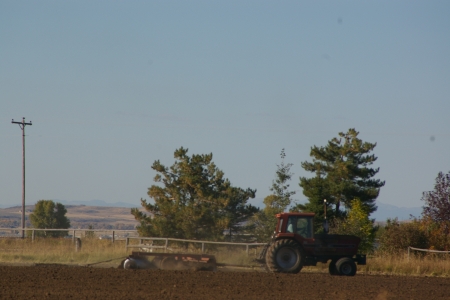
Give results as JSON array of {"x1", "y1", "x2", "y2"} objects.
[
  {"x1": 360, "y1": 253, "x2": 450, "y2": 277},
  {"x1": 303, "y1": 253, "x2": 450, "y2": 277},
  {"x1": 0, "y1": 238, "x2": 128, "y2": 265}
]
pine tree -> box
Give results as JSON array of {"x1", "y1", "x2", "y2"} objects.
[
  {"x1": 271, "y1": 149, "x2": 296, "y2": 210},
  {"x1": 250, "y1": 149, "x2": 296, "y2": 241},
  {"x1": 131, "y1": 147, "x2": 257, "y2": 241},
  {"x1": 295, "y1": 129, "x2": 384, "y2": 227}
]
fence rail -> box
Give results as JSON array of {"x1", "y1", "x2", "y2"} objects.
[
  {"x1": 0, "y1": 229, "x2": 266, "y2": 255},
  {"x1": 125, "y1": 236, "x2": 267, "y2": 255},
  {"x1": 0, "y1": 228, "x2": 138, "y2": 243},
  {"x1": 408, "y1": 246, "x2": 450, "y2": 259}
]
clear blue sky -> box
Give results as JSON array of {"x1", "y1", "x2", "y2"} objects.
[{"x1": 1, "y1": 1, "x2": 449, "y2": 211}]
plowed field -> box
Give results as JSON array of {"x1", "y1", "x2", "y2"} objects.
[{"x1": 1, "y1": 265, "x2": 449, "y2": 299}]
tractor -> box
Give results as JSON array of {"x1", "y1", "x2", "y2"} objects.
[{"x1": 257, "y1": 210, "x2": 366, "y2": 276}]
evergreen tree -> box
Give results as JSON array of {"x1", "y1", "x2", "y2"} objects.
[
  {"x1": 29, "y1": 200, "x2": 71, "y2": 237},
  {"x1": 131, "y1": 147, "x2": 257, "y2": 241},
  {"x1": 271, "y1": 149, "x2": 296, "y2": 210},
  {"x1": 295, "y1": 129, "x2": 384, "y2": 227},
  {"x1": 250, "y1": 149, "x2": 295, "y2": 241}
]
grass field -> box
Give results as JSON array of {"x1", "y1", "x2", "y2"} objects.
[{"x1": 0, "y1": 238, "x2": 128, "y2": 265}]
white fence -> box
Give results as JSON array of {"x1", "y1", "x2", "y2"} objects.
[
  {"x1": 125, "y1": 237, "x2": 267, "y2": 255},
  {"x1": 408, "y1": 246, "x2": 450, "y2": 258},
  {"x1": 0, "y1": 228, "x2": 139, "y2": 243},
  {"x1": 0, "y1": 228, "x2": 266, "y2": 255}
]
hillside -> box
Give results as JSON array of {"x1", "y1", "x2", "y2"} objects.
[
  {"x1": 0, "y1": 204, "x2": 143, "y2": 230},
  {"x1": 0, "y1": 199, "x2": 422, "y2": 231}
]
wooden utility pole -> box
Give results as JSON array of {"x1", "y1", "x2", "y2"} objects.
[{"x1": 11, "y1": 117, "x2": 32, "y2": 238}]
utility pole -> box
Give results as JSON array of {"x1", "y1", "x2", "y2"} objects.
[{"x1": 12, "y1": 117, "x2": 32, "y2": 238}]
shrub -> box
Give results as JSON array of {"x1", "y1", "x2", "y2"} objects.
[
  {"x1": 329, "y1": 199, "x2": 377, "y2": 254},
  {"x1": 378, "y1": 218, "x2": 428, "y2": 255}
]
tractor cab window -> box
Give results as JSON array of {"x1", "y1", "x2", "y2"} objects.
[
  {"x1": 287, "y1": 216, "x2": 313, "y2": 238},
  {"x1": 277, "y1": 218, "x2": 283, "y2": 233},
  {"x1": 286, "y1": 218, "x2": 294, "y2": 233}
]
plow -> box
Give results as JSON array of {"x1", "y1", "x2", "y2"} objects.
[{"x1": 120, "y1": 252, "x2": 217, "y2": 271}]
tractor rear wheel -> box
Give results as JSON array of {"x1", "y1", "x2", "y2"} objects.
[
  {"x1": 266, "y1": 239, "x2": 304, "y2": 273},
  {"x1": 335, "y1": 257, "x2": 357, "y2": 276},
  {"x1": 328, "y1": 260, "x2": 339, "y2": 275}
]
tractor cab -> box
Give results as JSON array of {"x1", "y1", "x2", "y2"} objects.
[{"x1": 275, "y1": 212, "x2": 314, "y2": 239}]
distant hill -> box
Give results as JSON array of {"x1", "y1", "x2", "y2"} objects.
[
  {"x1": 0, "y1": 198, "x2": 422, "y2": 230},
  {"x1": 0, "y1": 204, "x2": 143, "y2": 230},
  {"x1": 55, "y1": 199, "x2": 140, "y2": 208},
  {"x1": 0, "y1": 199, "x2": 140, "y2": 209},
  {"x1": 372, "y1": 201, "x2": 422, "y2": 221}
]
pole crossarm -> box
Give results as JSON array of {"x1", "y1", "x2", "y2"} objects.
[
  {"x1": 11, "y1": 117, "x2": 32, "y2": 239},
  {"x1": 12, "y1": 118, "x2": 33, "y2": 127}
]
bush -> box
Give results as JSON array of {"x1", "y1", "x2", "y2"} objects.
[
  {"x1": 329, "y1": 199, "x2": 377, "y2": 254},
  {"x1": 378, "y1": 218, "x2": 428, "y2": 255},
  {"x1": 420, "y1": 218, "x2": 450, "y2": 251}
]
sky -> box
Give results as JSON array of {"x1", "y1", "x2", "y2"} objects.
[{"x1": 1, "y1": 1, "x2": 449, "y2": 212}]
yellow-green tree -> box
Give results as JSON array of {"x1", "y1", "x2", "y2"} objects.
[
  {"x1": 251, "y1": 195, "x2": 281, "y2": 241},
  {"x1": 29, "y1": 200, "x2": 71, "y2": 237},
  {"x1": 329, "y1": 198, "x2": 376, "y2": 253}
]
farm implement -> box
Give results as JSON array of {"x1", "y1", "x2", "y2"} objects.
[{"x1": 120, "y1": 252, "x2": 217, "y2": 271}]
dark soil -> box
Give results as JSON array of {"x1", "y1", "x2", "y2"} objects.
[{"x1": 0, "y1": 265, "x2": 449, "y2": 299}]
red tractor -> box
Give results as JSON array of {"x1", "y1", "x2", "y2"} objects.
[{"x1": 257, "y1": 212, "x2": 366, "y2": 276}]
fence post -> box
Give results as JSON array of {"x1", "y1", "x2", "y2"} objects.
[
  {"x1": 72, "y1": 230, "x2": 76, "y2": 243},
  {"x1": 112, "y1": 231, "x2": 115, "y2": 243},
  {"x1": 32, "y1": 230, "x2": 35, "y2": 242},
  {"x1": 165, "y1": 238, "x2": 168, "y2": 252},
  {"x1": 201, "y1": 243, "x2": 205, "y2": 253},
  {"x1": 125, "y1": 237, "x2": 129, "y2": 250},
  {"x1": 246, "y1": 244, "x2": 249, "y2": 256},
  {"x1": 408, "y1": 247, "x2": 410, "y2": 260},
  {"x1": 75, "y1": 238, "x2": 82, "y2": 252}
]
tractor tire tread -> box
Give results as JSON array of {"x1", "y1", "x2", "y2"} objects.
[{"x1": 266, "y1": 239, "x2": 304, "y2": 274}]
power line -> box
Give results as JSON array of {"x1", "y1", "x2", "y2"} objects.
[{"x1": 11, "y1": 117, "x2": 32, "y2": 239}]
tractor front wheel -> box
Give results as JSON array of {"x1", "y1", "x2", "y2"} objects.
[{"x1": 266, "y1": 239, "x2": 304, "y2": 274}]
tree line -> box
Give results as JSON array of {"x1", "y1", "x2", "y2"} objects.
[
  {"x1": 132, "y1": 128, "x2": 386, "y2": 249},
  {"x1": 27, "y1": 128, "x2": 450, "y2": 255}
]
